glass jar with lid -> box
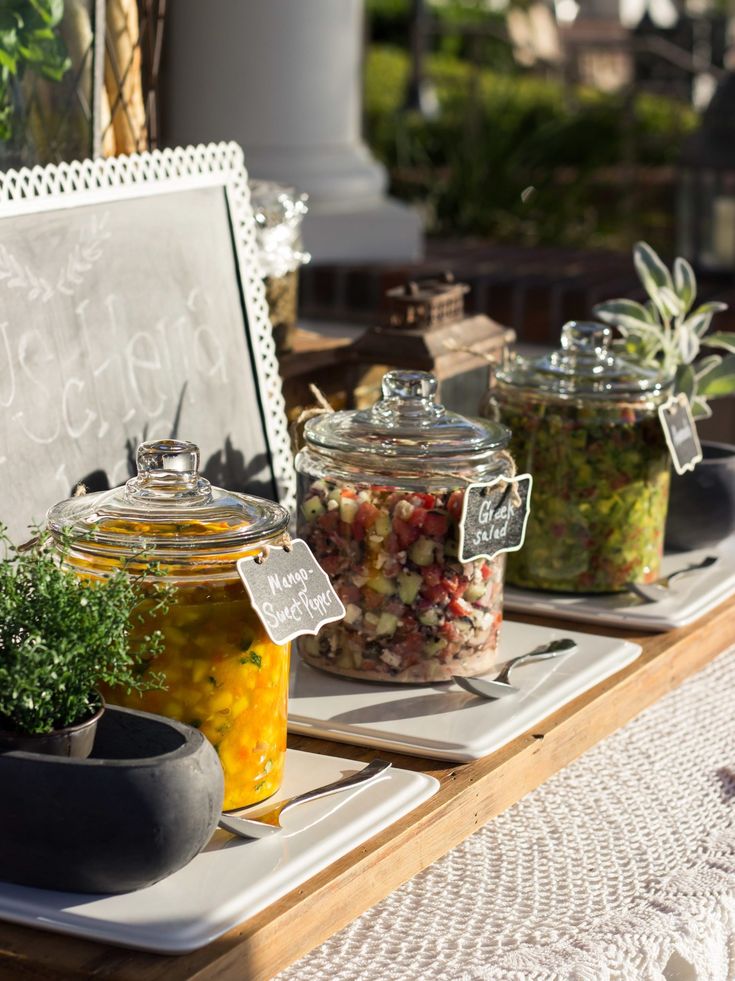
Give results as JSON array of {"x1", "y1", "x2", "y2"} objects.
[
  {"x1": 46, "y1": 439, "x2": 291, "y2": 810},
  {"x1": 250, "y1": 179, "x2": 310, "y2": 354},
  {"x1": 488, "y1": 321, "x2": 673, "y2": 593},
  {"x1": 295, "y1": 369, "x2": 514, "y2": 683}
]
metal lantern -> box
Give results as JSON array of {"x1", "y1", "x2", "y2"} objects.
[
  {"x1": 678, "y1": 71, "x2": 735, "y2": 277},
  {"x1": 350, "y1": 272, "x2": 515, "y2": 415}
]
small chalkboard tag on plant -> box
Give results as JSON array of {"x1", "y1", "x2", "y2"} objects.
[
  {"x1": 237, "y1": 539, "x2": 346, "y2": 645},
  {"x1": 458, "y1": 475, "x2": 533, "y2": 563},
  {"x1": 658, "y1": 393, "x2": 703, "y2": 475}
]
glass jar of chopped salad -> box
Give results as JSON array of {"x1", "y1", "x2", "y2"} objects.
[
  {"x1": 295, "y1": 370, "x2": 514, "y2": 683},
  {"x1": 489, "y1": 322, "x2": 673, "y2": 593},
  {"x1": 46, "y1": 439, "x2": 291, "y2": 810}
]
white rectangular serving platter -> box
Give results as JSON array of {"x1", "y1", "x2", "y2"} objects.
[
  {"x1": 0, "y1": 750, "x2": 438, "y2": 955},
  {"x1": 288, "y1": 621, "x2": 641, "y2": 761},
  {"x1": 503, "y1": 538, "x2": 735, "y2": 632}
]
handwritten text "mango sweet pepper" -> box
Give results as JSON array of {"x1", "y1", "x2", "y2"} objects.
[{"x1": 261, "y1": 567, "x2": 338, "y2": 631}]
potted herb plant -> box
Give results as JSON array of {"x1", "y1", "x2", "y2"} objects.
[
  {"x1": 594, "y1": 243, "x2": 735, "y2": 549},
  {"x1": 0, "y1": 528, "x2": 168, "y2": 757},
  {"x1": 0, "y1": 528, "x2": 226, "y2": 893}
]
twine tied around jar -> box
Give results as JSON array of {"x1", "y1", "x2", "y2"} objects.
[
  {"x1": 483, "y1": 449, "x2": 522, "y2": 508},
  {"x1": 415, "y1": 452, "x2": 521, "y2": 508},
  {"x1": 442, "y1": 337, "x2": 500, "y2": 364},
  {"x1": 17, "y1": 535, "x2": 40, "y2": 553},
  {"x1": 254, "y1": 533, "x2": 293, "y2": 565},
  {"x1": 18, "y1": 482, "x2": 89, "y2": 553},
  {"x1": 290, "y1": 384, "x2": 335, "y2": 455},
  {"x1": 295, "y1": 384, "x2": 334, "y2": 424}
]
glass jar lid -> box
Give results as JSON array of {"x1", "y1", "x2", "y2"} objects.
[
  {"x1": 249, "y1": 179, "x2": 310, "y2": 278},
  {"x1": 304, "y1": 370, "x2": 509, "y2": 468},
  {"x1": 495, "y1": 321, "x2": 672, "y2": 399},
  {"x1": 47, "y1": 439, "x2": 290, "y2": 556}
]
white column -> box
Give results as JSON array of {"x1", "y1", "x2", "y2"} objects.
[{"x1": 163, "y1": 0, "x2": 423, "y2": 263}]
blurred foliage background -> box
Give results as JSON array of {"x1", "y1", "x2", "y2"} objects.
[{"x1": 363, "y1": 0, "x2": 703, "y2": 252}]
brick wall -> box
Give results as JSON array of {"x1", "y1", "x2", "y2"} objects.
[{"x1": 300, "y1": 240, "x2": 735, "y2": 343}]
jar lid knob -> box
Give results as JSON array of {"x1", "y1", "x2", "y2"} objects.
[
  {"x1": 137, "y1": 439, "x2": 200, "y2": 476},
  {"x1": 126, "y1": 439, "x2": 212, "y2": 504},
  {"x1": 560, "y1": 321, "x2": 611, "y2": 354},
  {"x1": 381, "y1": 370, "x2": 437, "y2": 401}
]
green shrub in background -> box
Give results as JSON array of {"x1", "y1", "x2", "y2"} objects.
[
  {"x1": 0, "y1": 0, "x2": 70, "y2": 141},
  {"x1": 367, "y1": 0, "x2": 519, "y2": 70},
  {"x1": 364, "y1": 44, "x2": 698, "y2": 249}
]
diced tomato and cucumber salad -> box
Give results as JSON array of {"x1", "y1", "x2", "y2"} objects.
[{"x1": 298, "y1": 478, "x2": 504, "y2": 682}]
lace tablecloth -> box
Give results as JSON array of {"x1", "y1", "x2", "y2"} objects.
[{"x1": 278, "y1": 647, "x2": 735, "y2": 981}]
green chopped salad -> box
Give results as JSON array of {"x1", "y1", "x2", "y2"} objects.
[{"x1": 496, "y1": 390, "x2": 670, "y2": 593}]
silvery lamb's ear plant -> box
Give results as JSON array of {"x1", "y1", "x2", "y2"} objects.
[{"x1": 593, "y1": 241, "x2": 735, "y2": 419}]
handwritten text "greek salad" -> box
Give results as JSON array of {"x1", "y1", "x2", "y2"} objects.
[{"x1": 471, "y1": 499, "x2": 513, "y2": 546}]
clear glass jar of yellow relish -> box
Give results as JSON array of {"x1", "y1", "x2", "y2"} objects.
[{"x1": 46, "y1": 439, "x2": 291, "y2": 810}]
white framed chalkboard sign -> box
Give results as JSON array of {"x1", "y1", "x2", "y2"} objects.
[{"x1": 0, "y1": 142, "x2": 295, "y2": 542}]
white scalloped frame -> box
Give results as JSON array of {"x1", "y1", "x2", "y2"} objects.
[{"x1": 0, "y1": 141, "x2": 296, "y2": 512}]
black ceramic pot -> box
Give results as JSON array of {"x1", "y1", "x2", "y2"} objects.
[
  {"x1": 0, "y1": 705, "x2": 224, "y2": 894},
  {"x1": 665, "y1": 441, "x2": 735, "y2": 552},
  {"x1": 0, "y1": 697, "x2": 104, "y2": 759}
]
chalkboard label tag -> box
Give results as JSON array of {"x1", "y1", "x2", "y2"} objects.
[
  {"x1": 658, "y1": 393, "x2": 702, "y2": 475},
  {"x1": 237, "y1": 539, "x2": 346, "y2": 645},
  {"x1": 458, "y1": 474, "x2": 533, "y2": 563}
]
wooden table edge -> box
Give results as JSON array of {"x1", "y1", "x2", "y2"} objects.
[{"x1": 2, "y1": 594, "x2": 734, "y2": 980}]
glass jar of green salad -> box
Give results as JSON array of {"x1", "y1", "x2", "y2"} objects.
[{"x1": 488, "y1": 322, "x2": 673, "y2": 593}]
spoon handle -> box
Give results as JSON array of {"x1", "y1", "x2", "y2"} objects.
[
  {"x1": 278, "y1": 759, "x2": 392, "y2": 820},
  {"x1": 494, "y1": 639, "x2": 577, "y2": 685},
  {"x1": 666, "y1": 555, "x2": 718, "y2": 585}
]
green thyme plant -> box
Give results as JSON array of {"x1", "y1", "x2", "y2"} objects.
[
  {"x1": 593, "y1": 242, "x2": 735, "y2": 419},
  {"x1": 0, "y1": 0, "x2": 71, "y2": 141},
  {"x1": 0, "y1": 528, "x2": 170, "y2": 735}
]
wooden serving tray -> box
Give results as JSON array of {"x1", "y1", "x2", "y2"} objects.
[{"x1": 2, "y1": 594, "x2": 735, "y2": 981}]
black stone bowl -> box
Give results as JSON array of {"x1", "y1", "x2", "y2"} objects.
[
  {"x1": 665, "y1": 441, "x2": 735, "y2": 552},
  {"x1": 0, "y1": 706, "x2": 224, "y2": 894}
]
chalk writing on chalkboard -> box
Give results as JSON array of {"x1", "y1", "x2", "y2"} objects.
[
  {"x1": 237, "y1": 539, "x2": 345, "y2": 645},
  {"x1": 458, "y1": 475, "x2": 533, "y2": 563},
  {"x1": 0, "y1": 170, "x2": 286, "y2": 543},
  {"x1": 658, "y1": 393, "x2": 702, "y2": 475}
]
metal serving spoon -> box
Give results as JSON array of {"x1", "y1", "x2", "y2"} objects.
[
  {"x1": 218, "y1": 759, "x2": 392, "y2": 839},
  {"x1": 625, "y1": 555, "x2": 719, "y2": 604},
  {"x1": 452, "y1": 637, "x2": 578, "y2": 700}
]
